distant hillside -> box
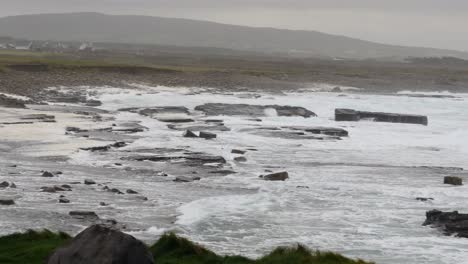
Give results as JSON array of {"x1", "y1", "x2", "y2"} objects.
[{"x1": 1, "y1": 12, "x2": 467, "y2": 60}]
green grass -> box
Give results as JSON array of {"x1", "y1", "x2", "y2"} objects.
[
  {"x1": 0, "y1": 230, "x2": 70, "y2": 264},
  {"x1": 151, "y1": 233, "x2": 373, "y2": 264},
  {"x1": 0, "y1": 230, "x2": 373, "y2": 264}
]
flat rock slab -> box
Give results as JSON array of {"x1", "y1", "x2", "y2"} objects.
[
  {"x1": 195, "y1": 103, "x2": 316, "y2": 118},
  {"x1": 335, "y1": 108, "x2": 428, "y2": 125}
]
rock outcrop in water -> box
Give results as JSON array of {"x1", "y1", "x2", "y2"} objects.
[
  {"x1": 444, "y1": 176, "x2": 463, "y2": 186},
  {"x1": 195, "y1": 103, "x2": 316, "y2": 118},
  {"x1": 48, "y1": 224, "x2": 154, "y2": 264},
  {"x1": 423, "y1": 210, "x2": 468, "y2": 238},
  {"x1": 335, "y1": 108, "x2": 428, "y2": 125},
  {"x1": 262, "y1": 171, "x2": 289, "y2": 181}
]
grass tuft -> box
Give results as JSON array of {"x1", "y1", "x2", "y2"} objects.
[
  {"x1": 0, "y1": 230, "x2": 373, "y2": 264},
  {"x1": 0, "y1": 230, "x2": 70, "y2": 264}
]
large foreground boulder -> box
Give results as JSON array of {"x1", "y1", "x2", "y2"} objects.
[
  {"x1": 335, "y1": 108, "x2": 428, "y2": 125},
  {"x1": 48, "y1": 225, "x2": 154, "y2": 264},
  {"x1": 423, "y1": 210, "x2": 468, "y2": 238}
]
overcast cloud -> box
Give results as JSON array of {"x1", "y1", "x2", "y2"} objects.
[{"x1": 1, "y1": 0, "x2": 467, "y2": 51}]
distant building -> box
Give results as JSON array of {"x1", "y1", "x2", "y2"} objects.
[
  {"x1": 79, "y1": 42, "x2": 94, "y2": 52},
  {"x1": 15, "y1": 41, "x2": 33, "y2": 50}
]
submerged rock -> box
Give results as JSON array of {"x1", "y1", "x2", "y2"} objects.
[
  {"x1": 59, "y1": 198, "x2": 70, "y2": 204},
  {"x1": 416, "y1": 197, "x2": 434, "y2": 202},
  {"x1": 335, "y1": 108, "x2": 428, "y2": 126},
  {"x1": 174, "y1": 176, "x2": 201, "y2": 183},
  {"x1": 231, "y1": 149, "x2": 247, "y2": 154},
  {"x1": 423, "y1": 210, "x2": 468, "y2": 238},
  {"x1": 444, "y1": 176, "x2": 463, "y2": 186},
  {"x1": 234, "y1": 156, "x2": 247, "y2": 162},
  {"x1": 69, "y1": 211, "x2": 99, "y2": 220},
  {"x1": 48, "y1": 224, "x2": 154, "y2": 264},
  {"x1": 262, "y1": 171, "x2": 289, "y2": 181}
]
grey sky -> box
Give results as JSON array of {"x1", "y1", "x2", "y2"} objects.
[{"x1": 1, "y1": 0, "x2": 467, "y2": 51}]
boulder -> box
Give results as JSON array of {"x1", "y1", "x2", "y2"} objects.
[
  {"x1": 41, "y1": 186, "x2": 68, "y2": 193},
  {"x1": 42, "y1": 171, "x2": 55, "y2": 177},
  {"x1": 234, "y1": 156, "x2": 247, "y2": 162},
  {"x1": 59, "y1": 198, "x2": 70, "y2": 204},
  {"x1": 263, "y1": 171, "x2": 289, "y2": 181},
  {"x1": 183, "y1": 130, "x2": 198, "y2": 138},
  {"x1": 0, "y1": 181, "x2": 9, "y2": 188},
  {"x1": 335, "y1": 108, "x2": 428, "y2": 125},
  {"x1": 84, "y1": 179, "x2": 96, "y2": 185},
  {"x1": 126, "y1": 189, "x2": 138, "y2": 194},
  {"x1": 47, "y1": 224, "x2": 154, "y2": 264},
  {"x1": 231, "y1": 149, "x2": 246, "y2": 154},
  {"x1": 0, "y1": 199, "x2": 15, "y2": 205},
  {"x1": 174, "y1": 176, "x2": 201, "y2": 183},
  {"x1": 199, "y1": 131, "x2": 217, "y2": 139},
  {"x1": 423, "y1": 210, "x2": 468, "y2": 238},
  {"x1": 444, "y1": 176, "x2": 463, "y2": 186}
]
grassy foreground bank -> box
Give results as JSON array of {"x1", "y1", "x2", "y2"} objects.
[{"x1": 0, "y1": 230, "x2": 373, "y2": 264}]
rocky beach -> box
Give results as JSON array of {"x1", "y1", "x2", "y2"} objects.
[{"x1": 0, "y1": 82, "x2": 467, "y2": 263}]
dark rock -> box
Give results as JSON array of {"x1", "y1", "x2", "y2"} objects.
[
  {"x1": 174, "y1": 176, "x2": 201, "y2": 183},
  {"x1": 66, "y1": 126, "x2": 88, "y2": 133},
  {"x1": 114, "y1": 163, "x2": 123, "y2": 166},
  {"x1": 423, "y1": 210, "x2": 468, "y2": 238},
  {"x1": 0, "y1": 94, "x2": 27, "y2": 108},
  {"x1": 55, "y1": 171, "x2": 63, "y2": 175},
  {"x1": 81, "y1": 142, "x2": 127, "y2": 152},
  {"x1": 195, "y1": 103, "x2": 316, "y2": 118},
  {"x1": 10, "y1": 183, "x2": 16, "y2": 188},
  {"x1": 99, "y1": 202, "x2": 109, "y2": 206},
  {"x1": 231, "y1": 149, "x2": 246, "y2": 154},
  {"x1": 297, "y1": 186, "x2": 310, "y2": 189},
  {"x1": 69, "y1": 211, "x2": 99, "y2": 220},
  {"x1": 157, "y1": 117, "x2": 194, "y2": 123},
  {"x1": 335, "y1": 108, "x2": 428, "y2": 126},
  {"x1": 85, "y1": 100, "x2": 102, "y2": 107},
  {"x1": 124, "y1": 153, "x2": 226, "y2": 165},
  {"x1": 0, "y1": 199, "x2": 15, "y2": 205},
  {"x1": 444, "y1": 176, "x2": 463, "y2": 186},
  {"x1": 126, "y1": 189, "x2": 138, "y2": 194},
  {"x1": 234, "y1": 156, "x2": 247, "y2": 162},
  {"x1": 209, "y1": 170, "x2": 237, "y2": 176},
  {"x1": 84, "y1": 179, "x2": 96, "y2": 185},
  {"x1": 0, "y1": 181, "x2": 9, "y2": 188},
  {"x1": 41, "y1": 186, "x2": 68, "y2": 193},
  {"x1": 263, "y1": 171, "x2": 289, "y2": 181},
  {"x1": 61, "y1": 184, "x2": 72, "y2": 189},
  {"x1": 331, "y1": 86, "x2": 342, "y2": 92},
  {"x1": 183, "y1": 130, "x2": 198, "y2": 138},
  {"x1": 59, "y1": 198, "x2": 70, "y2": 204},
  {"x1": 42, "y1": 171, "x2": 55, "y2": 177},
  {"x1": 109, "y1": 188, "x2": 124, "y2": 194},
  {"x1": 416, "y1": 197, "x2": 434, "y2": 202},
  {"x1": 47, "y1": 224, "x2": 154, "y2": 264},
  {"x1": 199, "y1": 131, "x2": 217, "y2": 139}
]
